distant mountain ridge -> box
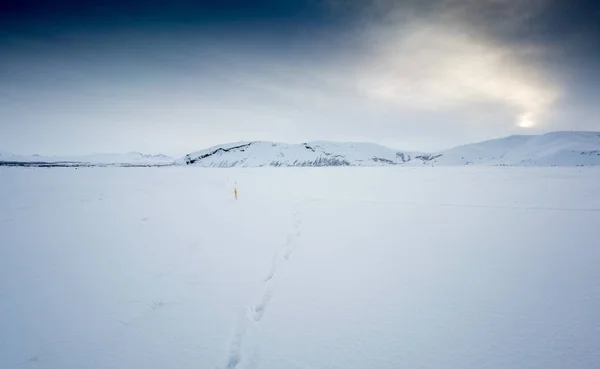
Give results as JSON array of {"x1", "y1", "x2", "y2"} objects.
[
  {"x1": 0, "y1": 151, "x2": 173, "y2": 167},
  {"x1": 179, "y1": 131, "x2": 600, "y2": 167},
  {"x1": 2, "y1": 131, "x2": 600, "y2": 167}
]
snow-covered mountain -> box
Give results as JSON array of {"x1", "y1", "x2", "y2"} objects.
[
  {"x1": 3, "y1": 131, "x2": 599, "y2": 168},
  {"x1": 432, "y1": 131, "x2": 600, "y2": 166},
  {"x1": 179, "y1": 131, "x2": 600, "y2": 167},
  {"x1": 176, "y1": 141, "x2": 432, "y2": 167},
  {"x1": 0, "y1": 152, "x2": 173, "y2": 166}
]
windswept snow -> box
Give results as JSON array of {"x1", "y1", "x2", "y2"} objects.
[
  {"x1": 178, "y1": 131, "x2": 600, "y2": 167},
  {"x1": 1, "y1": 166, "x2": 600, "y2": 369}
]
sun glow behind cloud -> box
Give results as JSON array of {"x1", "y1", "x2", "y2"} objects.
[{"x1": 357, "y1": 23, "x2": 560, "y2": 128}]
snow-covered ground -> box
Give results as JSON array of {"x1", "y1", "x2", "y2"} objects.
[{"x1": 1, "y1": 167, "x2": 599, "y2": 369}]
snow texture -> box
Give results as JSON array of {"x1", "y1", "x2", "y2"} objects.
[
  {"x1": 1, "y1": 166, "x2": 600, "y2": 369},
  {"x1": 178, "y1": 131, "x2": 600, "y2": 167}
]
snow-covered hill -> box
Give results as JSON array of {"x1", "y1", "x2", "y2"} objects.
[
  {"x1": 432, "y1": 131, "x2": 600, "y2": 166},
  {"x1": 177, "y1": 141, "x2": 430, "y2": 167},
  {"x1": 0, "y1": 152, "x2": 173, "y2": 167},
  {"x1": 179, "y1": 132, "x2": 600, "y2": 167}
]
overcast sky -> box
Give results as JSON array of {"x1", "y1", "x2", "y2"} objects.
[{"x1": 1, "y1": 0, "x2": 599, "y2": 156}]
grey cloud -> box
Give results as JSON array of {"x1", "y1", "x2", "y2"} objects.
[{"x1": 0, "y1": 0, "x2": 598, "y2": 155}]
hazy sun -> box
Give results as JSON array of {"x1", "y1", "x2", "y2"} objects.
[{"x1": 517, "y1": 113, "x2": 535, "y2": 128}]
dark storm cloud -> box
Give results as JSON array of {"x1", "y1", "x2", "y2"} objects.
[
  {"x1": 1, "y1": 0, "x2": 322, "y2": 21},
  {"x1": 324, "y1": 0, "x2": 600, "y2": 63},
  {"x1": 0, "y1": 1, "x2": 353, "y2": 67},
  {"x1": 0, "y1": 0, "x2": 346, "y2": 39},
  {"x1": 2, "y1": 0, "x2": 598, "y2": 50},
  {"x1": 2, "y1": 0, "x2": 598, "y2": 65},
  {"x1": 0, "y1": 0, "x2": 350, "y2": 57},
  {"x1": 462, "y1": 0, "x2": 600, "y2": 75}
]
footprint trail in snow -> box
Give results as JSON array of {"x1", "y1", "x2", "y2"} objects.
[{"x1": 221, "y1": 210, "x2": 301, "y2": 369}]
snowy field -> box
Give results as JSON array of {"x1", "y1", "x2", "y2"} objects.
[{"x1": 1, "y1": 167, "x2": 600, "y2": 369}]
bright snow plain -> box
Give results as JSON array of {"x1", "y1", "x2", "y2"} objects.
[{"x1": 1, "y1": 167, "x2": 599, "y2": 369}]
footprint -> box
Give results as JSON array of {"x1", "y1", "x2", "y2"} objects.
[
  {"x1": 264, "y1": 254, "x2": 278, "y2": 282},
  {"x1": 251, "y1": 286, "x2": 273, "y2": 322},
  {"x1": 224, "y1": 311, "x2": 248, "y2": 369},
  {"x1": 226, "y1": 352, "x2": 240, "y2": 369},
  {"x1": 283, "y1": 246, "x2": 292, "y2": 261}
]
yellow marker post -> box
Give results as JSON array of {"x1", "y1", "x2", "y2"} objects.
[{"x1": 234, "y1": 183, "x2": 238, "y2": 200}]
